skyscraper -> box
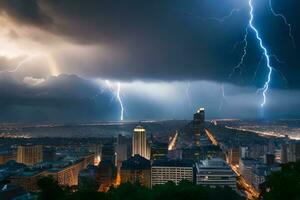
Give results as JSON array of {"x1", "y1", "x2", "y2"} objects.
[
  {"x1": 16, "y1": 145, "x2": 43, "y2": 166},
  {"x1": 132, "y1": 125, "x2": 150, "y2": 159},
  {"x1": 193, "y1": 108, "x2": 205, "y2": 147}
]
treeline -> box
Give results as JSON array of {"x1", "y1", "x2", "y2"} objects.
[
  {"x1": 260, "y1": 160, "x2": 300, "y2": 200},
  {"x1": 37, "y1": 177, "x2": 244, "y2": 200}
]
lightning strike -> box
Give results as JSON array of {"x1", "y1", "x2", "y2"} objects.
[
  {"x1": 229, "y1": 27, "x2": 249, "y2": 79},
  {"x1": 117, "y1": 82, "x2": 124, "y2": 121},
  {"x1": 268, "y1": 0, "x2": 296, "y2": 47},
  {"x1": 7, "y1": 54, "x2": 39, "y2": 73},
  {"x1": 206, "y1": 8, "x2": 240, "y2": 23},
  {"x1": 185, "y1": 81, "x2": 192, "y2": 111},
  {"x1": 248, "y1": 0, "x2": 273, "y2": 107},
  {"x1": 104, "y1": 80, "x2": 124, "y2": 121},
  {"x1": 218, "y1": 84, "x2": 225, "y2": 111}
]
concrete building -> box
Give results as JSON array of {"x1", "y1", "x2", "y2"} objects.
[
  {"x1": 196, "y1": 158, "x2": 237, "y2": 191},
  {"x1": 132, "y1": 125, "x2": 150, "y2": 159},
  {"x1": 151, "y1": 159, "x2": 194, "y2": 187},
  {"x1": 17, "y1": 145, "x2": 43, "y2": 166},
  {"x1": 121, "y1": 155, "x2": 151, "y2": 187}
]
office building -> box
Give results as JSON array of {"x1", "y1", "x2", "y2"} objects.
[
  {"x1": 151, "y1": 159, "x2": 194, "y2": 187},
  {"x1": 97, "y1": 160, "x2": 115, "y2": 191},
  {"x1": 151, "y1": 142, "x2": 168, "y2": 161},
  {"x1": 121, "y1": 155, "x2": 151, "y2": 187},
  {"x1": 196, "y1": 158, "x2": 237, "y2": 191},
  {"x1": 101, "y1": 144, "x2": 116, "y2": 166},
  {"x1": 193, "y1": 108, "x2": 205, "y2": 147},
  {"x1": 17, "y1": 145, "x2": 43, "y2": 166},
  {"x1": 132, "y1": 125, "x2": 150, "y2": 159},
  {"x1": 116, "y1": 135, "x2": 129, "y2": 169}
]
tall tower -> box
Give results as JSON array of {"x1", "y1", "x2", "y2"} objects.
[
  {"x1": 132, "y1": 125, "x2": 149, "y2": 159},
  {"x1": 193, "y1": 108, "x2": 205, "y2": 147}
]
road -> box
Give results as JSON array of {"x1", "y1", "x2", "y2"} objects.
[
  {"x1": 168, "y1": 130, "x2": 179, "y2": 150},
  {"x1": 205, "y1": 128, "x2": 260, "y2": 200}
]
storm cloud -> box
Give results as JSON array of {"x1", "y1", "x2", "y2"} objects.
[{"x1": 0, "y1": 0, "x2": 299, "y2": 87}]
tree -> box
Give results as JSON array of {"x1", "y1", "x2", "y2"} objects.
[{"x1": 261, "y1": 161, "x2": 300, "y2": 200}]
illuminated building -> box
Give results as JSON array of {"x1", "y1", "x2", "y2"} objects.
[
  {"x1": 120, "y1": 155, "x2": 151, "y2": 187},
  {"x1": 17, "y1": 145, "x2": 43, "y2": 166},
  {"x1": 227, "y1": 148, "x2": 240, "y2": 166},
  {"x1": 132, "y1": 125, "x2": 150, "y2": 159},
  {"x1": 193, "y1": 108, "x2": 205, "y2": 147},
  {"x1": 46, "y1": 159, "x2": 87, "y2": 186},
  {"x1": 151, "y1": 159, "x2": 194, "y2": 187},
  {"x1": 196, "y1": 158, "x2": 237, "y2": 191},
  {"x1": 0, "y1": 152, "x2": 16, "y2": 165}
]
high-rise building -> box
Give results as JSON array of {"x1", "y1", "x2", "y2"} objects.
[
  {"x1": 151, "y1": 159, "x2": 194, "y2": 187},
  {"x1": 193, "y1": 108, "x2": 205, "y2": 147},
  {"x1": 121, "y1": 155, "x2": 151, "y2": 187},
  {"x1": 116, "y1": 135, "x2": 129, "y2": 168},
  {"x1": 97, "y1": 160, "x2": 116, "y2": 192},
  {"x1": 196, "y1": 158, "x2": 237, "y2": 191},
  {"x1": 132, "y1": 125, "x2": 150, "y2": 159},
  {"x1": 101, "y1": 144, "x2": 116, "y2": 166},
  {"x1": 17, "y1": 145, "x2": 43, "y2": 166}
]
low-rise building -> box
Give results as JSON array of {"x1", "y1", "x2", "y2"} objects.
[
  {"x1": 151, "y1": 159, "x2": 194, "y2": 187},
  {"x1": 196, "y1": 158, "x2": 237, "y2": 191}
]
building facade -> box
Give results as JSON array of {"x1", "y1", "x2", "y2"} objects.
[
  {"x1": 151, "y1": 159, "x2": 194, "y2": 187},
  {"x1": 132, "y1": 125, "x2": 150, "y2": 159},
  {"x1": 121, "y1": 155, "x2": 151, "y2": 187},
  {"x1": 17, "y1": 145, "x2": 43, "y2": 166},
  {"x1": 196, "y1": 158, "x2": 237, "y2": 191}
]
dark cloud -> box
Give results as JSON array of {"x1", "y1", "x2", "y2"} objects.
[
  {"x1": 0, "y1": 0, "x2": 53, "y2": 27},
  {"x1": 1, "y1": 0, "x2": 299, "y2": 88},
  {"x1": 0, "y1": 74, "x2": 118, "y2": 122}
]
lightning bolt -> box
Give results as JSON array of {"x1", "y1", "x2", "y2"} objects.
[
  {"x1": 117, "y1": 82, "x2": 124, "y2": 121},
  {"x1": 268, "y1": 0, "x2": 296, "y2": 47},
  {"x1": 219, "y1": 84, "x2": 225, "y2": 111},
  {"x1": 229, "y1": 27, "x2": 249, "y2": 79},
  {"x1": 205, "y1": 8, "x2": 240, "y2": 23},
  {"x1": 3, "y1": 54, "x2": 39, "y2": 73},
  {"x1": 105, "y1": 80, "x2": 124, "y2": 121},
  {"x1": 185, "y1": 81, "x2": 192, "y2": 111},
  {"x1": 248, "y1": 0, "x2": 273, "y2": 107}
]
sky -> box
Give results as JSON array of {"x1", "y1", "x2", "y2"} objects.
[{"x1": 0, "y1": 0, "x2": 299, "y2": 122}]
